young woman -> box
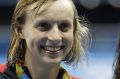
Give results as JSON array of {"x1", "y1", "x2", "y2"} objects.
[{"x1": 0, "y1": 0, "x2": 90, "y2": 79}]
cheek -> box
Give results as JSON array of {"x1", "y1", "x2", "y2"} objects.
[
  {"x1": 68, "y1": 36, "x2": 74, "y2": 48},
  {"x1": 63, "y1": 34, "x2": 73, "y2": 56},
  {"x1": 69, "y1": 27, "x2": 74, "y2": 46},
  {"x1": 25, "y1": 37, "x2": 39, "y2": 54},
  {"x1": 23, "y1": 28, "x2": 38, "y2": 47},
  {"x1": 69, "y1": 31, "x2": 74, "y2": 44},
  {"x1": 65, "y1": 33, "x2": 74, "y2": 48},
  {"x1": 25, "y1": 37, "x2": 34, "y2": 52},
  {"x1": 23, "y1": 32, "x2": 37, "y2": 52},
  {"x1": 25, "y1": 35, "x2": 47, "y2": 53}
]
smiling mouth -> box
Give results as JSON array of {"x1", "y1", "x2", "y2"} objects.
[{"x1": 40, "y1": 46, "x2": 64, "y2": 52}]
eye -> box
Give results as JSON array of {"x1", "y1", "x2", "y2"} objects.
[
  {"x1": 35, "y1": 21, "x2": 51, "y2": 31},
  {"x1": 59, "y1": 22, "x2": 71, "y2": 32}
]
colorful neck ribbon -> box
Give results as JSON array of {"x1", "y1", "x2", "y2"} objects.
[{"x1": 16, "y1": 63, "x2": 72, "y2": 79}]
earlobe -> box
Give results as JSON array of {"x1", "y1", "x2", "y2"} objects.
[
  {"x1": 19, "y1": 31, "x2": 25, "y2": 39},
  {"x1": 18, "y1": 29, "x2": 25, "y2": 39},
  {"x1": 16, "y1": 24, "x2": 25, "y2": 39}
]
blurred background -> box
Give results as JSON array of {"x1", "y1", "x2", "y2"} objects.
[{"x1": 0, "y1": 0, "x2": 120, "y2": 79}]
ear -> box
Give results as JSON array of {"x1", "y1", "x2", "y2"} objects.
[
  {"x1": 17, "y1": 25, "x2": 25, "y2": 39},
  {"x1": 19, "y1": 31, "x2": 25, "y2": 39}
]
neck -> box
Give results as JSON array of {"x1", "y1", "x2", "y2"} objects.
[{"x1": 24, "y1": 50, "x2": 60, "y2": 79}]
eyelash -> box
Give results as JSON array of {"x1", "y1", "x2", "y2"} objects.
[
  {"x1": 37, "y1": 22, "x2": 51, "y2": 31},
  {"x1": 59, "y1": 23, "x2": 70, "y2": 32},
  {"x1": 36, "y1": 21, "x2": 71, "y2": 32}
]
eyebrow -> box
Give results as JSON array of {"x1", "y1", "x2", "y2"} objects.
[
  {"x1": 59, "y1": 20, "x2": 71, "y2": 24},
  {"x1": 33, "y1": 19, "x2": 72, "y2": 27},
  {"x1": 33, "y1": 19, "x2": 51, "y2": 27}
]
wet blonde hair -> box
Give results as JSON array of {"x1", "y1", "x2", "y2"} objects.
[{"x1": 7, "y1": 0, "x2": 90, "y2": 65}]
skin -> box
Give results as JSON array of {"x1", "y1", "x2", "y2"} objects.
[{"x1": 20, "y1": 0, "x2": 74, "y2": 79}]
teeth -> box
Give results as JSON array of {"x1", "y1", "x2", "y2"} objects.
[{"x1": 45, "y1": 47, "x2": 61, "y2": 51}]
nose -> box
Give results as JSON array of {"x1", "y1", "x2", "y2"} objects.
[{"x1": 47, "y1": 24, "x2": 62, "y2": 44}]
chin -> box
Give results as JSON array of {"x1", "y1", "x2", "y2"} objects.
[{"x1": 42, "y1": 56, "x2": 63, "y2": 63}]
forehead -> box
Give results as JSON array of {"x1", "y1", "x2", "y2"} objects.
[{"x1": 26, "y1": 0, "x2": 74, "y2": 21}]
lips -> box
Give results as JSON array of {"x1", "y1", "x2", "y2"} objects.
[{"x1": 40, "y1": 45, "x2": 64, "y2": 52}]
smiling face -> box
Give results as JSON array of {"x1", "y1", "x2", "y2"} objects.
[{"x1": 21, "y1": 0, "x2": 74, "y2": 63}]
